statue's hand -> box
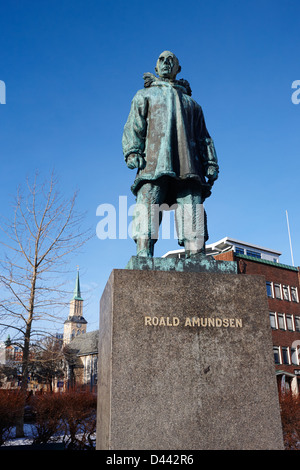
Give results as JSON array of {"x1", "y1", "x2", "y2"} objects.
[
  {"x1": 126, "y1": 154, "x2": 146, "y2": 170},
  {"x1": 206, "y1": 165, "x2": 219, "y2": 184}
]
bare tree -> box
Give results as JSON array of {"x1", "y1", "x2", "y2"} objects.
[
  {"x1": 31, "y1": 336, "x2": 65, "y2": 392},
  {"x1": 0, "y1": 172, "x2": 92, "y2": 435}
]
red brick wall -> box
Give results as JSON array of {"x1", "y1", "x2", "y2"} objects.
[{"x1": 215, "y1": 251, "x2": 300, "y2": 388}]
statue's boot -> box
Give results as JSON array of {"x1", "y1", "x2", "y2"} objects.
[
  {"x1": 184, "y1": 238, "x2": 205, "y2": 258},
  {"x1": 136, "y1": 238, "x2": 155, "y2": 257}
]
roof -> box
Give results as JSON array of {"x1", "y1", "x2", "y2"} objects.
[
  {"x1": 161, "y1": 248, "x2": 185, "y2": 258},
  {"x1": 208, "y1": 237, "x2": 282, "y2": 256},
  {"x1": 276, "y1": 370, "x2": 296, "y2": 378},
  {"x1": 68, "y1": 330, "x2": 99, "y2": 356},
  {"x1": 64, "y1": 315, "x2": 87, "y2": 324},
  {"x1": 162, "y1": 237, "x2": 282, "y2": 259},
  {"x1": 236, "y1": 253, "x2": 298, "y2": 271}
]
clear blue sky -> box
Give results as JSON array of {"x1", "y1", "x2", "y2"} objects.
[{"x1": 0, "y1": 0, "x2": 299, "y2": 333}]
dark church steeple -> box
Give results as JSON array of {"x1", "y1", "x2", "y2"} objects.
[{"x1": 72, "y1": 269, "x2": 83, "y2": 301}]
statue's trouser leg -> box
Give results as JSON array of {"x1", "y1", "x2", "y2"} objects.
[
  {"x1": 132, "y1": 181, "x2": 167, "y2": 257},
  {"x1": 175, "y1": 184, "x2": 207, "y2": 257}
]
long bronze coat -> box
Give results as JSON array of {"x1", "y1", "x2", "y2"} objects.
[{"x1": 122, "y1": 78, "x2": 219, "y2": 203}]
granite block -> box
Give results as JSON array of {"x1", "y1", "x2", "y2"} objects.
[{"x1": 96, "y1": 270, "x2": 284, "y2": 450}]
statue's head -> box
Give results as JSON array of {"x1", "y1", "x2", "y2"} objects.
[{"x1": 155, "y1": 51, "x2": 181, "y2": 80}]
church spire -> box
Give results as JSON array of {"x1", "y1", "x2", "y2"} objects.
[
  {"x1": 63, "y1": 268, "x2": 87, "y2": 345},
  {"x1": 72, "y1": 267, "x2": 83, "y2": 301}
]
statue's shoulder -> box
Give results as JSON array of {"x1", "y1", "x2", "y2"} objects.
[
  {"x1": 130, "y1": 87, "x2": 149, "y2": 104},
  {"x1": 143, "y1": 72, "x2": 157, "y2": 88},
  {"x1": 176, "y1": 79, "x2": 192, "y2": 96},
  {"x1": 188, "y1": 95, "x2": 203, "y2": 112}
]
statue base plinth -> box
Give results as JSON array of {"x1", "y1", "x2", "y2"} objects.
[
  {"x1": 125, "y1": 254, "x2": 237, "y2": 274},
  {"x1": 96, "y1": 269, "x2": 283, "y2": 450}
]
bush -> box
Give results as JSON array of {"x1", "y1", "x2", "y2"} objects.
[
  {"x1": 60, "y1": 390, "x2": 97, "y2": 450},
  {"x1": 279, "y1": 391, "x2": 300, "y2": 450},
  {"x1": 0, "y1": 390, "x2": 24, "y2": 446},
  {"x1": 31, "y1": 392, "x2": 65, "y2": 445},
  {"x1": 31, "y1": 389, "x2": 97, "y2": 449}
]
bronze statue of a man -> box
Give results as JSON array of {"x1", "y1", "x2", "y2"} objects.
[{"x1": 122, "y1": 51, "x2": 219, "y2": 257}]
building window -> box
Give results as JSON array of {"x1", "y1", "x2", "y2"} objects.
[
  {"x1": 246, "y1": 249, "x2": 261, "y2": 259},
  {"x1": 274, "y1": 284, "x2": 282, "y2": 299},
  {"x1": 291, "y1": 287, "x2": 298, "y2": 303},
  {"x1": 282, "y1": 347, "x2": 290, "y2": 365},
  {"x1": 277, "y1": 313, "x2": 286, "y2": 330},
  {"x1": 295, "y1": 316, "x2": 300, "y2": 332},
  {"x1": 235, "y1": 247, "x2": 245, "y2": 255},
  {"x1": 282, "y1": 285, "x2": 290, "y2": 301},
  {"x1": 266, "y1": 281, "x2": 273, "y2": 298},
  {"x1": 291, "y1": 347, "x2": 299, "y2": 365},
  {"x1": 273, "y1": 347, "x2": 280, "y2": 364},
  {"x1": 286, "y1": 315, "x2": 294, "y2": 331},
  {"x1": 269, "y1": 312, "x2": 277, "y2": 329}
]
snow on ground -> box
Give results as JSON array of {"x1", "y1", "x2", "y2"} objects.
[
  {"x1": 2, "y1": 424, "x2": 35, "y2": 446},
  {"x1": 2, "y1": 424, "x2": 96, "y2": 448}
]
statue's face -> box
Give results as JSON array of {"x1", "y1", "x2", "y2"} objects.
[{"x1": 155, "y1": 51, "x2": 180, "y2": 80}]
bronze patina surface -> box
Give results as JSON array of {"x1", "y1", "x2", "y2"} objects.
[{"x1": 122, "y1": 51, "x2": 219, "y2": 258}]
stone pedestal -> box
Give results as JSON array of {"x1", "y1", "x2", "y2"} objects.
[{"x1": 96, "y1": 269, "x2": 284, "y2": 450}]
